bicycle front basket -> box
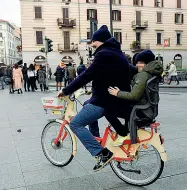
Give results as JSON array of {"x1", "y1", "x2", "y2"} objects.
[{"x1": 41, "y1": 97, "x2": 64, "y2": 110}]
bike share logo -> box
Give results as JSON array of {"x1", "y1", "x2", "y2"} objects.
[{"x1": 43, "y1": 99, "x2": 54, "y2": 104}]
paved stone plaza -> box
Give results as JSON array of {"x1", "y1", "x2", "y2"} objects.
[{"x1": 0, "y1": 88, "x2": 187, "y2": 190}]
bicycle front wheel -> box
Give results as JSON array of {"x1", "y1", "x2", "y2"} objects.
[
  {"x1": 110, "y1": 144, "x2": 164, "y2": 186},
  {"x1": 41, "y1": 121, "x2": 74, "y2": 167}
]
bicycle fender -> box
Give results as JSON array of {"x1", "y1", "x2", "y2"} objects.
[
  {"x1": 137, "y1": 130, "x2": 167, "y2": 162},
  {"x1": 146, "y1": 133, "x2": 168, "y2": 162},
  {"x1": 56, "y1": 119, "x2": 77, "y2": 156}
]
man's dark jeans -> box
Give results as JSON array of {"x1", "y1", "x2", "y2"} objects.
[{"x1": 83, "y1": 100, "x2": 101, "y2": 137}]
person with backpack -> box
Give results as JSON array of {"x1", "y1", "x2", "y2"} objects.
[
  {"x1": 37, "y1": 65, "x2": 46, "y2": 91},
  {"x1": 106, "y1": 50, "x2": 163, "y2": 146},
  {"x1": 77, "y1": 59, "x2": 86, "y2": 76},
  {"x1": 54, "y1": 65, "x2": 64, "y2": 91},
  {"x1": 22, "y1": 63, "x2": 28, "y2": 92}
]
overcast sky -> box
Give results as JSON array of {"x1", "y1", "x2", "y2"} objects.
[{"x1": 0, "y1": 0, "x2": 21, "y2": 26}]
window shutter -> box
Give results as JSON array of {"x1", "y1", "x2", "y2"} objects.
[
  {"x1": 141, "y1": 0, "x2": 143, "y2": 6},
  {"x1": 119, "y1": 0, "x2": 121, "y2": 5},
  {"x1": 157, "y1": 12, "x2": 162, "y2": 23},
  {"x1": 120, "y1": 32, "x2": 122, "y2": 44},
  {"x1": 177, "y1": 0, "x2": 181, "y2": 8},
  {"x1": 94, "y1": 0, "x2": 97, "y2": 3},
  {"x1": 112, "y1": 11, "x2": 114, "y2": 20},
  {"x1": 94, "y1": 9, "x2": 97, "y2": 20},
  {"x1": 87, "y1": 32, "x2": 90, "y2": 39},
  {"x1": 154, "y1": 0, "x2": 157, "y2": 7},
  {"x1": 118, "y1": 11, "x2": 121, "y2": 21},
  {"x1": 175, "y1": 13, "x2": 177, "y2": 23},
  {"x1": 87, "y1": 9, "x2": 89, "y2": 20},
  {"x1": 182, "y1": 14, "x2": 184, "y2": 24},
  {"x1": 161, "y1": 0, "x2": 164, "y2": 7}
]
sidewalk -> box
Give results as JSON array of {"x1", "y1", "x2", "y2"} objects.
[
  {"x1": 0, "y1": 89, "x2": 187, "y2": 189},
  {"x1": 48, "y1": 79, "x2": 187, "y2": 89}
]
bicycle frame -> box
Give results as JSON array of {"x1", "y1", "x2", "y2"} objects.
[
  {"x1": 54, "y1": 119, "x2": 167, "y2": 163},
  {"x1": 51, "y1": 89, "x2": 167, "y2": 162}
]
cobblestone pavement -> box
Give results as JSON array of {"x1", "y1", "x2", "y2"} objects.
[{"x1": 0, "y1": 88, "x2": 187, "y2": 190}]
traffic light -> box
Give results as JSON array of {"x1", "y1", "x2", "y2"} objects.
[
  {"x1": 45, "y1": 37, "x2": 53, "y2": 53},
  {"x1": 39, "y1": 48, "x2": 45, "y2": 53}
]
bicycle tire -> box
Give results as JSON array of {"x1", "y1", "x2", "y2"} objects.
[
  {"x1": 110, "y1": 144, "x2": 164, "y2": 186},
  {"x1": 41, "y1": 121, "x2": 74, "y2": 167}
]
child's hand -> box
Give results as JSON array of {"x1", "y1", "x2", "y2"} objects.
[{"x1": 108, "y1": 87, "x2": 120, "y2": 96}]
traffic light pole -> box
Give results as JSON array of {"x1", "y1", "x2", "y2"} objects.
[{"x1": 45, "y1": 52, "x2": 49, "y2": 90}]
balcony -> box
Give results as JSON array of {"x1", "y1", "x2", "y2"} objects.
[
  {"x1": 131, "y1": 21, "x2": 148, "y2": 30},
  {"x1": 58, "y1": 43, "x2": 78, "y2": 53},
  {"x1": 57, "y1": 18, "x2": 76, "y2": 28},
  {"x1": 130, "y1": 42, "x2": 150, "y2": 52}
]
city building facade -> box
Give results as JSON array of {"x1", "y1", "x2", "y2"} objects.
[
  {"x1": 0, "y1": 20, "x2": 22, "y2": 66},
  {"x1": 20, "y1": 0, "x2": 187, "y2": 71}
]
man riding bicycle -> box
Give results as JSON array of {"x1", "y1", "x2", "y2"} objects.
[{"x1": 58, "y1": 25, "x2": 134, "y2": 171}]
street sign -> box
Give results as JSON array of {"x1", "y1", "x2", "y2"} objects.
[{"x1": 164, "y1": 39, "x2": 170, "y2": 47}]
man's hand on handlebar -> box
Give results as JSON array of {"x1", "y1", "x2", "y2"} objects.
[{"x1": 57, "y1": 90, "x2": 65, "y2": 98}]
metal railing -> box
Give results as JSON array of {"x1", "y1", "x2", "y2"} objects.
[{"x1": 57, "y1": 18, "x2": 76, "y2": 28}]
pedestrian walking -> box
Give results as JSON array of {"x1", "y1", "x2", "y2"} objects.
[
  {"x1": 6, "y1": 66, "x2": 14, "y2": 93},
  {"x1": 48, "y1": 67, "x2": 52, "y2": 80},
  {"x1": 13, "y1": 64, "x2": 23, "y2": 94},
  {"x1": 37, "y1": 65, "x2": 46, "y2": 91},
  {"x1": 22, "y1": 63, "x2": 28, "y2": 92},
  {"x1": 54, "y1": 66, "x2": 64, "y2": 91},
  {"x1": 0, "y1": 67, "x2": 5, "y2": 90},
  {"x1": 168, "y1": 61, "x2": 179, "y2": 85},
  {"x1": 27, "y1": 64, "x2": 36, "y2": 92},
  {"x1": 67, "y1": 62, "x2": 76, "y2": 84}
]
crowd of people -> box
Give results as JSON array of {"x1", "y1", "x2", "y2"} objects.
[{"x1": 0, "y1": 63, "x2": 48, "y2": 94}]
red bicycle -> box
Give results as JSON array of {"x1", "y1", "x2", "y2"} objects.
[{"x1": 41, "y1": 89, "x2": 167, "y2": 186}]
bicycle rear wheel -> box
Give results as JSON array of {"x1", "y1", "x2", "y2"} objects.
[
  {"x1": 41, "y1": 121, "x2": 74, "y2": 167},
  {"x1": 110, "y1": 144, "x2": 164, "y2": 186}
]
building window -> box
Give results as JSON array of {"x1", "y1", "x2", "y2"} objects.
[
  {"x1": 114, "y1": 32, "x2": 122, "y2": 43},
  {"x1": 36, "y1": 31, "x2": 43, "y2": 44},
  {"x1": 157, "y1": 12, "x2": 162, "y2": 23},
  {"x1": 112, "y1": 10, "x2": 121, "y2": 21},
  {"x1": 87, "y1": 9, "x2": 97, "y2": 20},
  {"x1": 154, "y1": 0, "x2": 163, "y2": 8},
  {"x1": 133, "y1": 0, "x2": 143, "y2": 6},
  {"x1": 64, "y1": 31, "x2": 70, "y2": 50},
  {"x1": 35, "y1": 7, "x2": 42, "y2": 19},
  {"x1": 157, "y1": 32, "x2": 162, "y2": 44},
  {"x1": 176, "y1": 33, "x2": 181, "y2": 45},
  {"x1": 0, "y1": 25, "x2": 2, "y2": 29},
  {"x1": 175, "y1": 13, "x2": 184, "y2": 24},
  {"x1": 177, "y1": 0, "x2": 181, "y2": 8},
  {"x1": 0, "y1": 33, "x2": 2, "y2": 37},
  {"x1": 0, "y1": 41, "x2": 3, "y2": 46},
  {"x1": 86, "y1": 0, "x2": 97, "y2": 3},
  {"x1": 112, "y1": 0, "x2": 121, "y2": 5}
]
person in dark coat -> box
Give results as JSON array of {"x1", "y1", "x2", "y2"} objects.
[
  {"x1": 37, "y1": 65, "x2": 46, "y2": 91},
  {"x1": 77, "y1": 61, "x2": 86, "y2": 75},
  {"x1": 58, "y1": 25, "x2": 132, "y2": 171},
  {"x1": 22, "y1": 63, "x2": 28, "y2": 92},
  {"x1": 54, "y1": 66, "x2": 64, "y2": 91}
]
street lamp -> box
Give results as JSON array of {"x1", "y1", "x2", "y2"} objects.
[{"x1": 109, "y1": 0, "x2": 113, "y2": 36}]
